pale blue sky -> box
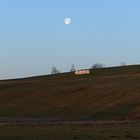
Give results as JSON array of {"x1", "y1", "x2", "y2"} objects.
[{"x1": 0, "y1": 0, "x2": 140, "y2": 79}]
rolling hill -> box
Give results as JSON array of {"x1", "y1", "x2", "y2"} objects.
[{"x1": 0, "y1": 65, "x2": 140, "y2": 121}]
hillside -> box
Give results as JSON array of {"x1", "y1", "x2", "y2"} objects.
[{"x1": 0, "y1": 65, "x2": 140, "y2": 121}]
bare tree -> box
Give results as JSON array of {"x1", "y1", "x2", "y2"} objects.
[
  {"x1": 91, "y1": 63, "x2": 105, "y2": 69},
  {"x1": 70, "y1": 64, "x2": 75, "y2": 72},
  {"x1": 51, "y1": 66, "x2": 60, "y2": 74},
  {"x1": 121, "y1": 62, "x2": 126, "y2": 66}
]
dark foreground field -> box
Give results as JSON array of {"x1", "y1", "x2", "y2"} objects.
[
  {"x1": 0, "y1": 65, "x2": 140, "y2": 139},
  {"x1": 0, "y1": 122, "x2": 140, "y2": 140}
]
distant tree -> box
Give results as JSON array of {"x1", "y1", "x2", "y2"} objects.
[
  {"x1": 70, "y1": 64, "x2": 75, "y2": 72},
  {"x1": 51, "y1": 66, "x2": 60, "y2": 74},
  {"x1": 121, "y1": 62, "x2": 126, "y2": 66},
  {"x1": 91, "y1": 63, "x2": 105, "y2": 69}
]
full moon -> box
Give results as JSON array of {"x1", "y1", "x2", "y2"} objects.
[{"x1": 64, "y1": 18, "x2": 72, "y2": 25}]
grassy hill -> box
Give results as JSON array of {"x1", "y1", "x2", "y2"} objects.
[{"x1": 0, "y1": 65, "x2": 140, "y2": 121}]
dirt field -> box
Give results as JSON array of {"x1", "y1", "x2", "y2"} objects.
[
  {"x1": 0, "y1": 121, "x2": 140, "y2": 140},
  {"x1": 0, "y1": 65, "x2": 140, "y2": 139}
]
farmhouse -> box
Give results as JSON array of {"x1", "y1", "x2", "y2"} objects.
[{"x1": 75, "y1": 69, "x2": 90, "y2": 75}]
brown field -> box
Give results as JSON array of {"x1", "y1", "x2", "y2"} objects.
[
  {"x1": 0, "y1": 121, "x2": 140, "y2": 140},
  {"x1": 0, "y1": 65, "x2": 140, "y2": 139},
  {"x1": 0, "y1": 65, "x2": 140, "y2": 121}
]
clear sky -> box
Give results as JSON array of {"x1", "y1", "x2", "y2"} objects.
[{"x1": 0, "y1": 0, "x2": 140, "y2": 79}]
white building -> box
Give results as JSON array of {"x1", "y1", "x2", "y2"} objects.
[{"x1": 75, "y1": 69, "x2": 90, "y2": 75}]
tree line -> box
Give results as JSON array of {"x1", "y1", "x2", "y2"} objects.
[
  {"x1": 51, "y1": 62, "x2": 126, "y2": 75},
  {"x1": 51, "y1": 63, "x2": 105, "y2": 75}
]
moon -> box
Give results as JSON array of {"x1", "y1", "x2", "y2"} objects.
[{"x1": 64, "y1": 18, "x2": 72, "y2": 25}]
